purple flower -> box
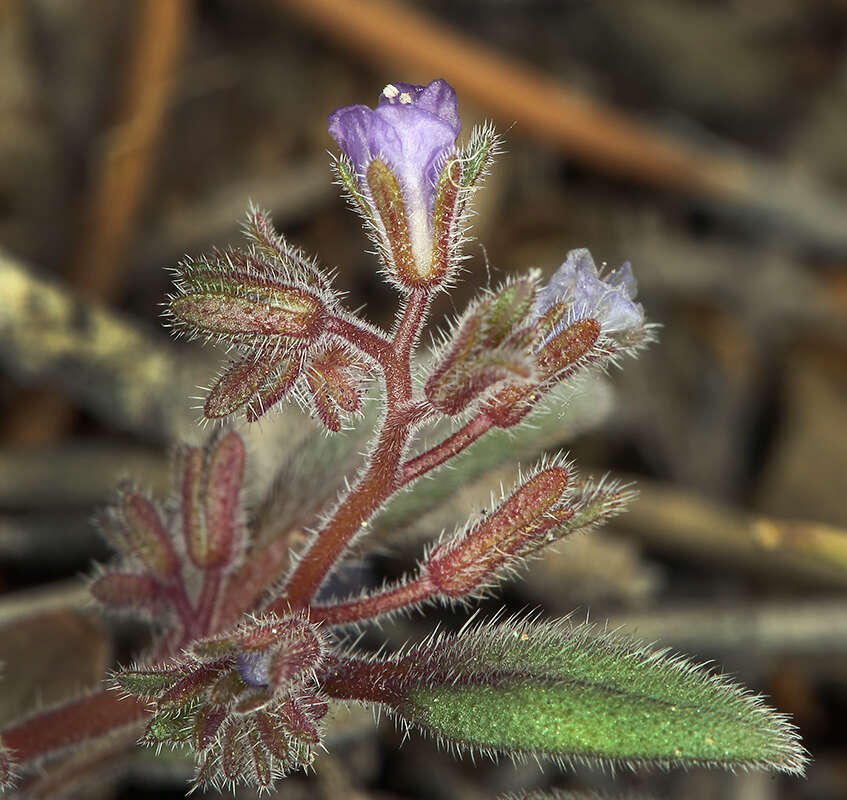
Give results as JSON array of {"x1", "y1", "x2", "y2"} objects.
[
  {"x1": 328, "y1": 80, "x2": 461, "y2": 281},
  {"x1": 328, "y1": 80, "x2": 459, "y2": 210},
  {"x1": 534, "y1": 248, "x2": 644, "y2": 338}
]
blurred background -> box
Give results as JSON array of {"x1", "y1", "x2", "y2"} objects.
[{"x1": 2, "y1": 0, "x2": 847, "y2": 798}]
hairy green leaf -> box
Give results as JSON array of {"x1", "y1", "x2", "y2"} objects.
[{"x1": 392, "y1": 617, "x2": 807, "y2": 774}]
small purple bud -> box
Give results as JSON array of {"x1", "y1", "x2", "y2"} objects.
[{"x1": 237, "y1": 650, "x2": 270, "y2": 688}]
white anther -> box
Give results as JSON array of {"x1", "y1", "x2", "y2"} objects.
[
  {"x1": 383, "y1": 84, "x2": 400, "y2": 99},
  {"x1": 399, "y1": 92, "x2": 412, "y2": 104}
]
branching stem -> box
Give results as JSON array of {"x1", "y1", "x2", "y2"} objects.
[
  {"x1": 399, "y1": 411, "x2": 494, "y2": 486},
  {"x1": 278, "y1": 290, "x2": 430, "y2": 610},
  {"x1": 325, "y1": 314, "x2": 393, "y2": 369}
]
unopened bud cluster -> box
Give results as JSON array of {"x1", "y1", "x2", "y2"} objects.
[
  {"x1": 427, "y1": 248, "x2": 649, "y2": 427},
  {"x1": 91, "y1": 431, "x2": 247, "y2": 634},
  {"x1": 166, "y1": 208, "x2": 367, "y2": 428},
  {"x1": 424, "y1": 463, "x2": 637, "y2": 600},
  {"x1": 115, "y1": 614, "x2": 328, "y2": 789}
]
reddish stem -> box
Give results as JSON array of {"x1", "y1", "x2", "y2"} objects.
[
  {"x1": 317, "y1": 656, "x2": 408, "y2": 705},
  {"x1": 273, "y1": 405, "x2": 410, "y2": 611},
  {"x1": 1, "y1": 691, "x2": 148, "y2": 768},
  {"x1": 167, "y1": 579, "x2": 197, "y2": 635},
  {"x1": 16, "y1": 726, "x2": 142, "y2": 799},
  {"x1": 399, "y1": 411, "x2": 494, "y2": 486},
  {"x1": 325, "y1": 314, "x2": 393, "y2": 368},
  {"x1": 278, "y1": 291, "x2": 430, "y2": 610},
  {"x1": 195, "y1": 569, "x2": 221, "y2": 634},
  {"x1": 393, "y1": 289, "x2": 431, "y2": 360},
  {"x1": 310, "y1": 574, "x2": 437, "y2": 625}
]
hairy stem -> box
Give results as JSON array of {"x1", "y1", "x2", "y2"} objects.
[
  {"x1": 167, "y1": 580, "x2": 199, "y2": 635},
  {"x1": 16, "y1": 726, "x2": 142, "y2": 799},
  {"x1": 1, "y1": 691, "x2": 148, "y2": 769},
  {"x1": 195, "y1": 569, "x2": 221, "y2": 635},
  {"x1": 310, "y1": 574, "x2": 437, "y2": 625},
  {"x1": 400, "y1": 411, "x2": 494, "y2": 486},
  {"x1": 278, "y1": 291, "x2": 430, "y2": 609},
  {"x1": 325, "y1": 314, "x2": 393, "y2": 369},
  {"x1": 317, "y1": 656, "x2": 408, "y2": 705}
]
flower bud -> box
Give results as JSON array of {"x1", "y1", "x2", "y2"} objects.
[
  {"x1": 180, "y1": 433, "x2": 246, "y2": 571},
  {"x1": 269, "y1": 623, "x2": 324, "y2": 686},
  {"x1": 118, "y1": 491, "x2": 180, "y2": 579},
  {"x1": 536, "y1": 317, "x2": 601, "y2": 379},
  {"x1": 170, "y1": 284, "x2": 324, "y2": 342},
  {"x1": 482, "y1": 318, "x2": 601, "y2": 428},
  {"x1": 328, "y1": 80, "x2": 465, "y2": 290},
  {"x1": 426, "y1": 278, "x2": 537, "y2": 415},
  {"x1": 234, "y1": 688, "x2": 273, "y2": 715},
  {"x1": 305, "y1": 345, "x2": 365, "y2": 433},
  {"x1": 253, "y1": 710, "x2": 289, "y2": 760},
  {"x1": 208, "y1": 670, "x2": 247, "y2": 706},
  {"x1": 202, "y1": 431, "x2": 246, "y2": 569},
  {"x1": 204, "y1": 354, "x2": 281, "y2": 420},
  {"x1": 193, "y1": 705, "x2": 227, "y2": 751},
  {"x1": 247, "y1": 725, "x2": 274, "y2": 787},
  {"x1": 244, "y1": 353, "x2": 303, "y2": 422},
  {"x1": 427, "y1": 466, "x2": 571, "y2": 597},
  {"x1": 279, "y1": 695, "x2": 321, "y2": 745},
  {"x1": 90, "y1": 572, "x2": 165, "y2": 610},
  {"x1": 158, "y1": 661, "x2": 229, "y2": 708},
  {"x1": 167, "y1": 245, "x2": 327, "y2": 354},
  {"x1": 220, "y1": 720, "x2": 245, "y2": 781}
]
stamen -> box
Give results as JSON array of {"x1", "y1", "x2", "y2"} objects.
[
  {"x1": 383, "y1": 84, "x2": 400, "y2": 99},
  {"x1": 399, "y1": 92, "x2": 413, "y2": 105}
]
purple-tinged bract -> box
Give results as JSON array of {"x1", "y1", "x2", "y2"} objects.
[{"x1": 533, "y1": 248, "x2": 645, "y2": 340}]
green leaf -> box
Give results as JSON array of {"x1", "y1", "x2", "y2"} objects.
[
  {"x1": 393, "y1": 616, "x2": 807, "y2": 773},
  {"x1": 143, "y1": 705, "x2": 197, "y2": 744},
  {"x1": 113, "y1": 667, "x2": 182, "y2": 698}
]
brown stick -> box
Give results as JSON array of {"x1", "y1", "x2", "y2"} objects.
[
  {"x1": 70, "y1": 0, "x2": 191, "y2": 300},
  {"x1": 276, "y1": 0, "x2": 738, "y2": 198},
  {"x1": 616, "y1": 478, "x2": 847, "y2": 589},
  {"x1": 2, "y1": 0, "x2": 191, "y2": 446}
]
